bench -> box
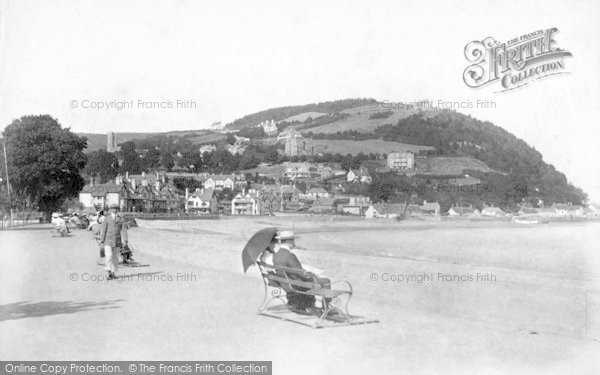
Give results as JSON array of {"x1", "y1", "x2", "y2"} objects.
[{"x1": 256, "y1": 261, "x2": 378, "y2": 328}]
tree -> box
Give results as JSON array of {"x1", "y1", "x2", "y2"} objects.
[
  {"x1": 161, "y1": 152, "x2": 174, "y2": 171},
  {"x1": 120, "y1": 141, "x2": 142, "y2": 173},
  {"x1": 2, "y1": 115, "x2": 87, "y2": 216},
  {"x1": 180, "y1": 150, "x2": 202, "y2": 172},
  {"x1": 143, "y1": 147, "x2": 161, "y2": 170},
  {"x1": 85, "y1": 149, "x2": 119, "y2": 183},
  {"x1": 226, "y1": 133, "x2": 236, "y2": 145}
]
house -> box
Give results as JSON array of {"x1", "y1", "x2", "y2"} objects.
[
  {"x1": 307, "y1": 187, "x2": 330, "y2": 200},
  {"x1": 199, "y1": 144, "x2": 217, "y2": 154},
  {"x1": 79, "y1": 180, "x2": 131, "y2": 211},
  {"x1": 481, "y1": 206, "x2": 506, "y2": 217},
  {"x1": 219, "y1": 199, "x2": 233, "y2": 214},
  {"x1": 338, "y1": 195, "x2": 372, "y2": 215},
  {"x1": 185, "y1": 188, "x2": 216, "y2": 213},
  {"x1": 259, "y1": 120, "x2": 278, "y2": 135},
  {"x1": 210, "y1": 121, "x2": 224, "y2": 131},
  {"x1": 421, "y1": 201, "x2": 441, "y2": 216},
  {"x1": 448, "y1": 206, "x2": 480, "y2": 216},
  {"x1": 347, "y1": 169, "x2": 372, "y2": 184},
  {"x1": 405, "y1": 204, "x2": 423, "y2": 217},
  {"x1": 308, "y1": 197, "x2": 336, "y2": 213},
  {"x1": 551, "y1": 203, "x2": 584, "y2": 217},
  {"x1": 277, "y1": 128, "x2": 302, "y2": 143},
  {"x1": 231, "y1": 191, "x2": 260, "y2": 215},
  {"x1": 518, "y1": 206, "x2": 539, "y2": 216},
  {"x1": 365, "y1": 203, "x2": 406, "y2": 219},
  {"x1": 256, "y1": 184, "x2": 301, "y2": 214},
  {"x1": 283, "y1": 165, "x2": 310, "y2": 180},
  {"x1": 448, "y1": 176, "x2": 482, "y2": 186},
  {"x1": 387, "y1": 151, "x2": 414, "y2": 170},
  {"x1": 227, "y1": 143, "x2": 247, "y2": 155},
  {"x1": 204, "y1": 174, "x2": 235, "y2": 190}
]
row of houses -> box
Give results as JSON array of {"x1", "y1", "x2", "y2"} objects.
[{"x1": 79, "y1": 172, "x2": 181, "y2": 212}]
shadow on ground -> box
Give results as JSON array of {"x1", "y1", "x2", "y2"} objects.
[{"x1": 0, "y1": 300, "x2": 124, "y2": 322}]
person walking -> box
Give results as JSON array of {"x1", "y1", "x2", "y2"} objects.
[
  {"x1": 91, "y1": 210, "x2": 105, "y2": 265},
  {"x1": 99, "y1": 204, "x2": 128, "y2": 280}
]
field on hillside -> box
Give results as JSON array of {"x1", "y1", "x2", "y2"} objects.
[
  {"x1": 426, "y1": 156, "x2": 498, "y2": 175},
  {"x1": 312, "y1": 139, "x2": 433, "y2": 155},
  {"x1": 282, "y1": 112, "x2": 329, "y2": 123},
  {"x1": 305, "y1": 106, "x2": 419, "y2": 133}
]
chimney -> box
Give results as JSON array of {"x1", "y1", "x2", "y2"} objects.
[
  {"x1": 126, "y1": 171, "x2": 129, "y2": 180},
  {"x1": 185, "y1": 188, "x2": 189, "y2": 201},
  {"x1": 142, "y1": 171, "x2": 146, "y2": 178}
]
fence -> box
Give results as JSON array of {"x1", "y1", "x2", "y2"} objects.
[{"x1": 122, "y1": 212, "x2": 220, "y2": 221}]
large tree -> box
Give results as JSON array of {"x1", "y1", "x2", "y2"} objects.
[
  {"x1": 85, "y1": 149, "x2": 119, "y2": 183},
  {"x1": 2, "y1": 115, "x2": 87, "y2": 216},
  {"x1": 120, "y1": 140, "x2": 142, "y2": 174}
]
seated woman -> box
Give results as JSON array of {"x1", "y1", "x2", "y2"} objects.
[{"x1": 270, "y1": 230, "x2": 331, "y2": 314}]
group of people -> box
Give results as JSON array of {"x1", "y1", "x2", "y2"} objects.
[
  {"x1": 260, "y1": 230, "x2": 332, "y2": 314},
  {"x1": 88, "y1": 204, "x2": 130, "y2": 280}
]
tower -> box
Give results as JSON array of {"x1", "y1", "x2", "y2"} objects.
[{"x1": 107, "y1": 131, "x2": 118, "y2": 152}]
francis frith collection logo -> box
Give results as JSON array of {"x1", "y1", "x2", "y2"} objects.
[{"x1": 463, "y1": 28, "x2": 572, "y2": 92}]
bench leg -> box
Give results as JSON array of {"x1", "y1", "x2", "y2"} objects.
[
  {"x1": 316, "y1": 292, "x2": 353, "y2": 325},
  {"x1": 259, "y1": 285, "x2": 286, "y2": 312}
]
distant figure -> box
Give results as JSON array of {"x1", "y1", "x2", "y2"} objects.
[
  {"x1": 100, "y1": 204, "x2": 128, "y2": 280},
  {"x1": 91, "y1": 211, "x2": 105, "y2": 263},
  {"x1": 51, "y1": 213, "x2": 69, "y2": 236},
  {"x1": 271, "y1": 230, "x2": 331, "y2": 313}
]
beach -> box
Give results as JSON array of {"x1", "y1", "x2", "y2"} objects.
[{"x1": 1, "y1": 217, "x2": 599, "y2": 374}]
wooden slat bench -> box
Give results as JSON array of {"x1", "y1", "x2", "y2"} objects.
[{"x1": 256, "y1": 261, "x2": 379, "y2": 328}]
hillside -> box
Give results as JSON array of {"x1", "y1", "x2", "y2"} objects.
[
  {"x1": 311, "y1": 139, "x2": 433, "y2": 155},
  {"x1": 224, "y1": 100, "x2": 587, "y2": 205},
  {"x1": 225, "y1": 98, "x2": 374, "y2": 129},
  {"x1": 79, "y1": 130, "x2": 225, "y2": 152}
]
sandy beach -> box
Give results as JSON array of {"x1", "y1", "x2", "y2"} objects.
[{"x1": 1, "y1": 217, "x2": 600, "y2": 374}]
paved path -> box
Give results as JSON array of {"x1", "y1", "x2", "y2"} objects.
[{"x1": 1, "y1": 226, "x2": 599, "y2": 374}]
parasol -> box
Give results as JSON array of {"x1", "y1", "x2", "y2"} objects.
[{"x1": 242, "y1": 227, "x2": 278, "y2": 273}]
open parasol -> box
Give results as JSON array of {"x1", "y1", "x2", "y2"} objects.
[{"x1": 242, "y1": 227, "x2": 278, "y2": 273}]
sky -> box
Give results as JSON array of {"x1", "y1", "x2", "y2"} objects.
[{"x1": 0, "y1": 0, "x2": 599, "y2": 202}]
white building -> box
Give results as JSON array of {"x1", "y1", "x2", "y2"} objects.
[
  {"x1": 199, "y1": 144, "x2": 217, "y2": 154},
  {"x1": 185, "y1": 188, "x2": 215, "y2": 213},
  {"x1": 387, "y1": 151, "x2": 414, "y2": 170},
  {"x1": 210, "y1": 121, "x2": 224, "y2": 131},
  {"x1": 204, "y1": 175, "x2": 235, "y2": 190},
  {"x1": 259, "y1": 120, "x2": 278, "y2": 134},
  {"x1": 231, "y1": 191, "x2": 260, "y2": 215}
]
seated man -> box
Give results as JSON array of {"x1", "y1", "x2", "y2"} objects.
[
  {"x1": 271, "y1": 230, "x2": 331, "y2": 314},
  {"x1": 51, "y1": 213, "x2": 69, "y2": 236}
]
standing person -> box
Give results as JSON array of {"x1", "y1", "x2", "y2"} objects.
[
  {"x1": 91, "y1": 211, "x2": 105, "y2": 265},
  {"x1": 99, "y1": 204, "x2": 128, "y2": 280}
]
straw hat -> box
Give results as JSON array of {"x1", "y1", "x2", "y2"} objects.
[{"x1": 275, "y1": 230, "x2": 299, "y2": 240}]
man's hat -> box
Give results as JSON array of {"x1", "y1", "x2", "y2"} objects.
[
  {"x1": 51, "y1": 212, "x2": 59, "y2": 218},
  {"x1": 108, "y1": 203, "x2": 120, "y2": 210},
  {"x1": 275, "y1": 230, "x2": 299, "y2": 240}
]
